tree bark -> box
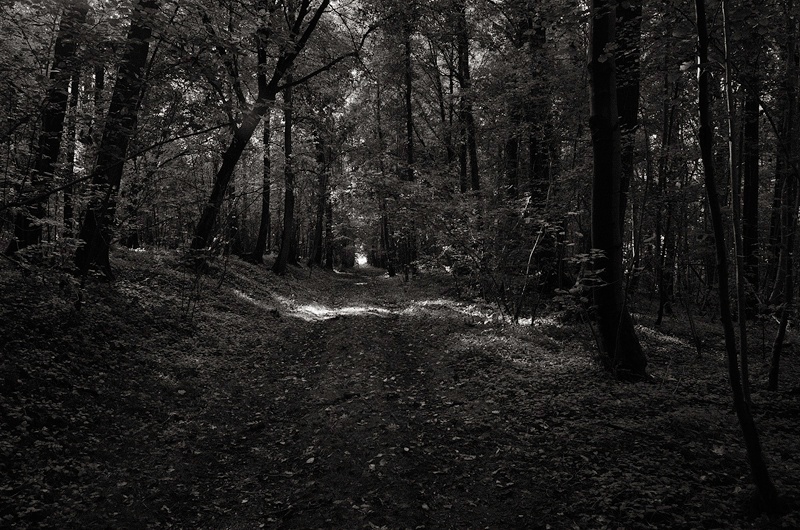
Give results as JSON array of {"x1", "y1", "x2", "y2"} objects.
[
  {"x1": 309, "y1": 128, "x2": 329, "y2": 267},
  {"x1": 588, "y1": 0, "x2": 647, "y2": 379},
  {"x1": 324, "y1": 197, "x2": 334, "y2": 269},
  {"x1": 616, "y1": 0, "x2": 641, "y2": 231},
  {"x1": 455, "y1": 0, "x2": 478, "y2": 190},
  {"x1": 769, "y1": 0, "x2": 798, "y2": 391},
  {"x1": 403, "y1": 11, "x2": 415, "y2": 182},
  {"x1": 272, "y1": 72, "x2": 296, "y2": 275},
  {"x1": 250, "y1": 110, "x2": 273, "y2": 263},
  {"x1": 75, "y1": 0, "x2": 156, "y2": 277},
  {"x1": 742, "y1": 77, "x2": 760, "y2": 292},
  {"x1": 7, "y1": 0, "x2": 88, "y2": 254},
  {"x1": 505, "y1": 136, "x2": 519, "y2": 198},
  {"x1": 694, "y1": 0, "x2": 781, "y2": 513},
  {"x1": 63, "y1": 71, "x2": 81, "y2": 238},
  {"x1": 721, "y1": 0, "x2": 751, "y2": 402}
]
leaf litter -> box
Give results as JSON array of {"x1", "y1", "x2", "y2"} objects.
[{"x1": 0, "y1": 248, "x2": 799, "y2": 528}]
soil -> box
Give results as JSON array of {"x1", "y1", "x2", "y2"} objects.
[{"x1": 1, "y1": 249, "x2": 799, "y2": 529}]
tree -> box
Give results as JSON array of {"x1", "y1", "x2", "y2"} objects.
[
  {"x1": 694, "y1": 0, "x2": 781, "y2": 513},
  {"x1": 309, "y1": 119, "x2": 332, "y2": 267},
  {"x1": 6, "y1": 0, "x2": 88, "y2": 255},
  {"x1": 616, "y1": 0, "x2": 641, "y2": 230},
  {"x1": 75, "y1": 0, "x2": 159, "y2": 278},
  {"x1": 454, "y1": 0, "x2": 478, "y2": 191},
  {"x1": 588, "y1": 0, "x2": 647, "y2": 379},
  {"x1": 191, "y1": 0, "x2": 332, "y2": 251},
  {"x1": 249, "y1": 112, "x2": 273, "y2": 263},
  {"x1": 248, "y1": 7, "x2": 278, "y2": 264},
  {"x1": 272, "y1": 70, "x2": 297, "y2": 274}
]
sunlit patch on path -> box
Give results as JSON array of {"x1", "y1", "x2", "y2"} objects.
[{"x1": 291, "y1": 302, "x2": 392, "y2": 321}]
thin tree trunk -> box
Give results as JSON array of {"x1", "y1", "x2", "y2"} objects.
[
  {"x1": 655, "y1": 66, "x2": 679, "y2": 320},
  {"x1": 742, "y1": 77, "x2": 760, "y2": 293},
  {"x1": 309, "y1": 130, "x2": 328, "y2": 267},
  {"x1": 375, "y1": 80, "x2": 396, "y2": 276},
  {"x1": 769, "y1": 175, "x2": 797, "y2": 391},
  {"x1": 695, "y1": 0, "x2": 781, "y2": 512},
  {"x1": 324, "y1": 197, "x2": 334, "y2": 269},
  {"x1": 63, "y1": 71, "x2": 81, "y2": 238},
  {"x1": 272, "y1": 71, "x2": 296, "y2": 275},
  {"x1": 588, "y1": 0, "x2": 647, "y2": 379},
  {"x1": 722, "y1": 0, "x2": 751, "y2": 402},
  {"x1": 250, "y1": 110, "x2": 272, "y2": 262},
  {"x1": 455, "y1": 0, "x2": 478, "y2": 190},
  {"x1": 429, "y1": 40, "x2": 454, "y2": 167},
  {"x1": 75, "y1": 0, "x2": 156, "y2": 277},
  {"x1": 616, "y1": 0, "x2": 641, "y2": 230},
  {"x1": 403, "y1": 12, "x2": 415, "y2": 182},
  {"x1": 505, "y1": 136, "x2": 519, "y2": 198},
  {"x1": 769, "y1": 0, "x2": 798, "y2": 391}
]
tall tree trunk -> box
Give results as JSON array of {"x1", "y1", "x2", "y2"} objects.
[
  {"x1": 75, "y1": 0, "x2": 156, "y2": 278},
  {"x1": 429, "y1": 40, "x2": 455, "y2": 167},
  {"x1": 742, "y1": 77, "x2": 760, "y2": 293},
  {"x1": 769, "y1": 0, "x2": 798, "y2": 391},
  {"x1": 654, "y1": 66, "x2": 679, "y2": 323},
  {"x1": 309, "y1": 129, "x2": 329, "y2": 267},
  {"x1": 272, "y1": 72, "x2": 296, "y2": 275},
  {"x1": 375, "y1": 80, "x2": 396, "y2": 276},
  {"x1": 589, "y1": 0, "x2": 647, "y2": 379},
  {"x1": 722, "y1": 0, "x2": 751, "y2": 402},
  {"x1": 191, "y1": 0, "x2": 330, "y2": 250},
  {"x1": 616, "y1": 0, "x2": 641, "y2": 230},
  {"x1": 63, "y1": 71, "x2": 81, "y2": 238},
  {"x1": 402, "y1": 11, "x2": 415, "y2": 182},
  {"x1": 458, "y1": 122, "x2": 468, "y2": 193},
  {"x1": 505, "y1": 135, "x2": 519, "y2": 198},
  {"x1": 324, "y1": 196, "x2": 334, "y2": 269},
  {"x1": 455, "y1": 0, "x2": 478, "y2": 190},
  {"x1": 7, "y1": 0, "x2": 88, "y2": 254},
  {"x1": 250, "y1": 111, "x2": 273, "y2": 263},
  {"x1": 525, "y1": 15, "x2": 549, "y2": 202},
  {"x1": 695, "y1": 0, "x2": 782, "y2": 513},
  {"x1": 769, "y1": 171, "x2": 797, "y2": 391}
]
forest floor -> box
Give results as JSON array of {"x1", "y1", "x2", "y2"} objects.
[{"x1": 1, "y1": 249, "x2": 800, "y2": 529}]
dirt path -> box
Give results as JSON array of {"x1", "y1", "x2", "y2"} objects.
[{"x1": 2, "y1": 253, "x2": 799, "y2": 529}]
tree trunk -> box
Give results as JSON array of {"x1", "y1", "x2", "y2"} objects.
[
  {"x1": 455, "y1": 0, "x2": 478, "y2": 190},
  {"x1": 7, "y1": 0, "x2": 88, "y2": 254},
  {"x1": 654, "y1": 66, "x2": 678, "y2": 324},
  {"x1": 250, "y1": 111, "x2": 273, "y2": 263},
  {"x1": 505, "y1": 136, "x2": 519, "y2": 198},
  {"x1": 272, "y1": 72, "x2": 296, "y2": 275},
  {"x1": 694, "y1": 0, "x2": 782, "y2": 513},
  {"x1": 324, "y1": 197, "x2": 334, "y2": 269},
  {"x1": 63, "y1": 71, "x2": 81, "y2": 238},
  {"x1": 616, "y1": 0, "x2": 641, "y2": 231},
  {"x1": 721, "y1": 0, "x2": 751, "y2": 402},
  {"x1": 769, "y1": 0, "x2": 798, "y2": 391},
  {"x1": 375, "y1": 80, "x2": 396, "y2": 276},
  {"x1": 309, "y1": 130, "x2": 328, "y2": 267},
  {"x1": 403, "y1": 15, "x2": 415, "y2": 182},
  {"x1": 742, "y1": 77, "x2": 760, "y2": 293},
  {"x1": 75, "y1": 0, "x2": 156, "y2": 277},
  {"x1": 588, "y1": 0, "x2": 647, "y2": 380},
  {"x1": 769, "y1": 173, "x2": 797, "y2": 391}
]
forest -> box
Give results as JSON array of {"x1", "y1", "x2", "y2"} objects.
[{"x1": 1, "y1": 0, "x2": 800, "y2": 527}]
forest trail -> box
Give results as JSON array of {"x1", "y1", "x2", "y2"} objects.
[{"x1": 1, "y1": 250, "x2": 799, "y2": 529}]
